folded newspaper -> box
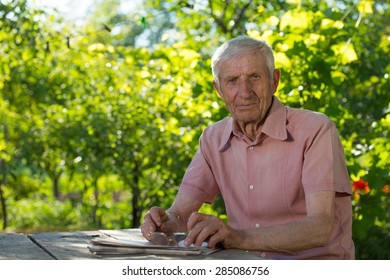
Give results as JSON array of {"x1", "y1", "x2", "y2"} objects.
[{"x1": 88, "y1": 230, "x2": 220, "y2": 256}]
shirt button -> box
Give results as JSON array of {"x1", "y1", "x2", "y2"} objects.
[
  {"x1": 249, "y1": 184, "x2": 254, "y2": 190},
  {"x1": 249, "y1": 146, "x2": 254, "y2": 150},
  {"x1": 255, "y1": 223, "x2": 260, "y2": 228}
]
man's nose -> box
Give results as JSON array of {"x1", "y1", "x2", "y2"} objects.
[{"x1": 238, "y1": 79, "x2": 252, "y2": 97}]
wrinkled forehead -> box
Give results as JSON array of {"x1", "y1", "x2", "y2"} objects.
[
  {"x1": 215, "y1": 45, "x2": 264, "y2": 65},
  {"x1": 217, "y1": 51, "x2": 269, "y2": 77}
]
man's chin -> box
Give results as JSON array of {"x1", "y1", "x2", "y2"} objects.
[{"x1": 233, "y1": 114, "x2": 261, "y2": 124}]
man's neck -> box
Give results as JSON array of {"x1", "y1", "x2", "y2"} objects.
[{"x1": 233, "y1": 120, "x2": 264, "y2": 142}]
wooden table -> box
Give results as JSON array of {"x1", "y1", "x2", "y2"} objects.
[{"x1": 0, "y1": 229, "x2": 263, "y2": 260}]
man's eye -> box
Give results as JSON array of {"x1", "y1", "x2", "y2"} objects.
[
  {"x1": 251, "y1": 74, "x2": 260, "y2": 79},
  {"x1": 228, "y1": 78, "x2": 237, "y2": 84}
]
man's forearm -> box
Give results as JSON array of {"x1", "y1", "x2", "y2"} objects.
[{"x1": 237, "y1": 214, "x2": 333, "y2": 253}]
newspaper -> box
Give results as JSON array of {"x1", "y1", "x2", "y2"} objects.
[{"x1": 88, "y1": 231, "x2": 220, "y2": 256}]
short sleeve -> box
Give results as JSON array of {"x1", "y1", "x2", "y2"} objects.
[
  {"x1": 177, "y1": 134, "x2": 220, "y2": 203},
  {"x1": 302, "y1": 119, "x2": 351, "y2": 195}
]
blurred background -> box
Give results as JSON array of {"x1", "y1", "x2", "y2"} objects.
[{"x1": 0, "y1": 0, "x2": 389, "y2": 259}]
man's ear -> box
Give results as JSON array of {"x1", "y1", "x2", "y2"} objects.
[
  {"x1": 272, "y1": 69, "x2": 281, "y2": 93},
  {"x1": 212, "y1": 80, "x2": 223, "y2": 99}
]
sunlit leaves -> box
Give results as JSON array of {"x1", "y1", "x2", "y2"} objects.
[
  {"x1": 331, "y1": 41, "x2": 359, "y2": 64},
  {"x1": 358, "y1": 0, "x2": 374, "y2": 14},
  {"x1": 321, "y1": 18, "x2": 343, "y2": 29},
  {"x1": 280, "y1": 9, "x2": 314, "y2": 31}
]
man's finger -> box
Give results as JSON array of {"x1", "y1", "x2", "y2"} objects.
[
  {"x1": 185, "y1": 212, "x2": 213, "y2": 246},
  {"x1": 187, "y1": 212, "x2": 206, "y2": 230},
  {"x1": 207, "y1": 230, "x2": 223, "y2": 248},
  {"x1": 149, "y1": 207, "x2": 167, "y2": 227},
  {"x1": 141, "y1": 207, "x2": 166, "y2": 240},
  {"x1": 141, "y1": 214, "x2": 157, "y2": 240}
]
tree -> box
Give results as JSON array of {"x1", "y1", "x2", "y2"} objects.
[{"x1": 0, "y1": 0, "x2": 388, "y2": 259}]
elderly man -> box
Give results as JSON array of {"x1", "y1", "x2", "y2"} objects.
[{"x1": 141, "y1": 35, "x2": 355, "y2": 259}]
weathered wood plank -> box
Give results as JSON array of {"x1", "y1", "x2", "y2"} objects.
[
  {"x1": 0, "y1": 233, "x2": 53, "y2": 260},
  {"x1": 28, "y1": 231, "x2": 106, "y2": 260}
]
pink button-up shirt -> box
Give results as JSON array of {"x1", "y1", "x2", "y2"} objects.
[{"x1": 178, "y1": 97, "x2": 355, "y2": 259}]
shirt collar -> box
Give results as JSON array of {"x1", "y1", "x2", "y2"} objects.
[{"x1": 218, "y1": 97, "x2": 288, "y2": 151}]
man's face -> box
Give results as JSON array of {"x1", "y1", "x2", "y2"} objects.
[{"x1": 213, "y1": 50, "x2": 280, "y2": 126}]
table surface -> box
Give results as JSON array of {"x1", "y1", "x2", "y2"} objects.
[{"x1": 0, "y1": 229, "x2": 263, "y2": 260}]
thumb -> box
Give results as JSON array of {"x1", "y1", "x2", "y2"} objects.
[{"x1": 149, "y1": 207, "x2": 167, "y2": 227}]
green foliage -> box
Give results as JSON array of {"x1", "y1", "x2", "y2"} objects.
[
  {"x1": 7, "y1": 197, "x2": 83, "y2": 231},
  {"x1": 0, "y1": 0, "x2": 389, "y2": 259}
]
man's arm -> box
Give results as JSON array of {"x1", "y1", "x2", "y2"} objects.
[{"x1": 186, "y1": 190, "x2": 335, "y2": 252}]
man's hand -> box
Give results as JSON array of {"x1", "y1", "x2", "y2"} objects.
[
  {"x1": 185, "y1": 212, "x2": 241, "y2": 248},
  {"x1": 141, "y1": 207, "x2": 178, "y2": 241}
]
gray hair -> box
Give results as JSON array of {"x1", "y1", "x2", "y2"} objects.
[{"x1": 211, "y1": 35, "x2": 275, "y2": 85}]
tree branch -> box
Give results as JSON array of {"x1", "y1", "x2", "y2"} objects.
[{"x1": 208, "y1": 0, "x2": 229, "y2": 33}]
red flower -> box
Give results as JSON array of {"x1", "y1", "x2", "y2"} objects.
[
  {"x1": 352, "y1": 179, "x2": 370, "y2": 193},
  {"x1": 383, "y1": 185, "x2": 389, "y2": 193}
]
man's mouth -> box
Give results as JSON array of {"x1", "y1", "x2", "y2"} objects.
[{"x1": 236, "y1": 103, "x2": 257, "y2": 110}]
